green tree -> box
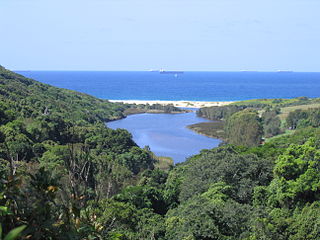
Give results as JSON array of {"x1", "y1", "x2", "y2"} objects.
[
  {"x1": 225, "y1": 109, "x2": 263, "y2": 146},
  {"x1": 267, "y1": 138, "x2": 320, "y2": 208},
  {"x1": 262, "y1": 109, "x2": 282, "y2": 137}
]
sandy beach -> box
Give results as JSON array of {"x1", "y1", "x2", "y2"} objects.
[{"x1": 109, "y1": 100, "x2": 235, "y2": 108}]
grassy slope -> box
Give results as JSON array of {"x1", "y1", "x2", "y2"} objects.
[
  {"x1": 279, "y1": 103, "x2": 320, "y2": 121},
  {"x1": 230, "y1": 98, "x2": 299, "y2": 106},
  {"x1": 190, "y1": 97, "x2": 320, "y2": 141},
  {"x1": 230, "y1": 97, "x2": 320, "y2": 107}
]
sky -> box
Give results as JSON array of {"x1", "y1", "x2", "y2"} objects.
[{"x1": 0, "y1": 0, "x2": 319, "y2": 71}]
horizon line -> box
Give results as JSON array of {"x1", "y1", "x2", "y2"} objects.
[{"x1": 12, "y1": 69, "x2": 320, "y2": 73}]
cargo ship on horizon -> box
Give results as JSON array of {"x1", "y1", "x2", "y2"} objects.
[{"x1": 159, "y1": 69, "x2": 184, "y2": 74}]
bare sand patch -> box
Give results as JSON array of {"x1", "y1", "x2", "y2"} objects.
[{"x1": 109, "y1": 100, "x2": 234, "y2": 108}]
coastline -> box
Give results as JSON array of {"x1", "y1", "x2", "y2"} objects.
[
  {"x1": 187, "y1": 121, "x2": 226, "y2": 141},
  {"x1": 109, "y1": 100, "x2": 235, "y2": 108}
]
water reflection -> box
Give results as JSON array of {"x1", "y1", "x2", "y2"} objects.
[{"x1": 107, "y1": 112, "x2": 221, "y2": 163}]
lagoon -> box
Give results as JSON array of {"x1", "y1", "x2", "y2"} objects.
[{"x1": 107, "y1": 112, "x2": 221, "y2": 163}]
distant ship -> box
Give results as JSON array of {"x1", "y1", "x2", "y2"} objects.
[
  {"x1": 277, "y1": 70, "x2": 293, "y2": 73},
  {"x1": 240, "y1": 70, "x2": 258, "y2": 72},
  {"x1": 159, "y1": 69, "x2": 184, "y2": 74}
]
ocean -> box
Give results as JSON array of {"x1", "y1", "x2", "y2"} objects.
[
  {"x1": 16, "y1": 71, "x2": 320, "y2": 101},
  {"x1": 16, "y1": 71, "x2": 320, "y2": 162}
]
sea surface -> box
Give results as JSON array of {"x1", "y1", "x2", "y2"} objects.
[
  {"x1": 17, "y1": 71, "x2": 320, "y2": 162},
  {"x1": 107, "y1": 112, "x2": 220, "y2": 163},
  {"x1": 17, "y1": 71, "x2": 320, "y2": 101}
]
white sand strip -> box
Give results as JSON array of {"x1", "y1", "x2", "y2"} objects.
[{"x1": 109, "y1": 100, "x2": 234, "y2": 108}]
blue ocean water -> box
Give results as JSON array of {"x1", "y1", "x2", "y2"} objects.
[
  {"x1": 16, "y1": 71, "x2": 320, "y2": 162},
  {"x1": 17, "y1": 71, "x2": 320, "y2": 101}
]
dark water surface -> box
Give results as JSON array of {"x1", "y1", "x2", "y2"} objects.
[{"x1": 107, "y1": 112, "x2": 220, "y2": 163}]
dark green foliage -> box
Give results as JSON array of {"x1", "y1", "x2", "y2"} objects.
[
  {"x1": 197, "y1": 105, "x2": 245, "y2": 120},
  {"x1": 124, "y1": 103, "x2": 184, "y2": 115},
  {"x1": 0, "y1": 66, "x2": 157, "y2": 238},
  {"x1": 1, "y1": 168, "x2": 76, "y2": 239},
  {"x1": 0, "y1": 66, "x2": 128, "y2": 123},
  {"x1": 286, "y1": 108, "x2": 320, "y2": 129},
  {"x1": 262, "y1": 109, "x2": 282, "y2": 137},
  {"x1": 225, "y1": 109, "x2": 263, "y2": 146},
  {"x1": 178, "y1": 146, "x2": 273, "y2": 203},
  {"x1": 1, "y1": 66, "x2": 320, "y2": 239},
  {"x1": 165, "y1": 183, "x2": 252, "y2": 240},
  {"x1": 117, "y1": 147, "x2": 154, "y2": 174},
  {"x1": 162, "y1": 127, "x2": 320, "y2": 240},
  {"x1": 288, "y1": 202, "x2": 320, "y2": 240}
]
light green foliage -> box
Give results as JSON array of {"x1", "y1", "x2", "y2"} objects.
[
  {"x1": 39, "y1": 144, "x2": 68, "y2": 170},
  {"x1": 83, "y1": 199, "x2": 166, "y2": 240},
  {"x1": 231, "y1": 97, "x2": 320, "y2": 108},
  {"x1": 1, "y1": 65, "x2": 320, "y2": 239},
  {"x1": 249, "y1": 138, "x2": 320, "y2": 239},
  {"x1": 268, "y1": 138, "x2": 320, "y2": 207},
  {"x1": 201, "y1": 182, "x2": 232, "y2": 203},
  {"x1": 196, "y1": 98, "x2": 320, "y2": 145},
  {"x1": 225, "y1": 109, "x2": 263, "y2": 146},
  {"x1": 0, "y1": 120, "x2": 33, "y2": 160},
  {"x1": 267, "y1": 127, "x2": 320, "y2": 148},
  {"x1": 1, "y1": 225, "x2": 26, "y2": 240}
]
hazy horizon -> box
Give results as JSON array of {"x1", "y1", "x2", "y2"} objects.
[{"x1": 14, "y1": 70, "x2": 320, "y2": 73}]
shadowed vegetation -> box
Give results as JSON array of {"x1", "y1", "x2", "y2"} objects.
[{"x1": 1, "y1": 66, "x2": 320, "y2": 239}]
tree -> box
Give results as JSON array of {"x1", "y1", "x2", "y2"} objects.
[
  {"x1": 267, "y1": 138, "x2": 320, "y2": 208},
  {"x1": 250, "y1": 138, "x2": 320, "y2": 239},
  {"x1": 262, "y1": 109, "x2": 282, "y2": 137},
  {"x1": 225, "y1": 109, "x2": 263, "y2": 146},
  {"x1": 178, "y1": 146, "x2": 273, "y2": 204},
  {"x1": 0, "y1": 121, "x2": 33, "y2": 176}
]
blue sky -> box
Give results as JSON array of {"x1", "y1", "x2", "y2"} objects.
[{"x1": 1, "y1": 0, "x2": 319, "y2": 71}]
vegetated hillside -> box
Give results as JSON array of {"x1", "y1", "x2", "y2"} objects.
[
  {"x1": 193, "y1": 97, "x2": 320, "y2": 146},
  {"x1": 0, "y1": 66, "x2": 169, "y2": 239},
  {"x1": 1, "y1": 66, "x2": 320, "y2": 239},
  {"x1": 0, "y1": 66, "x2": 184, "y2": 124},
  {"x1": 163, "y1": 127, "x2": 320, "y2": 240},
  {"x1": 0, "y1": 66, "x2": 130, "y2": 123}
]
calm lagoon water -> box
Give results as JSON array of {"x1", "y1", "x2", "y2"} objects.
[
  {"x1": 17, "y1": 71, "x2": 320, "y2": 162},
  {"x1": 107, "y1": 112, "x2": 220, "y2": 163}
]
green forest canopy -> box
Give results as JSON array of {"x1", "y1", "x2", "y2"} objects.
[{"x1": 1, "y1": 66, "x2": 320, "y2": 239}]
